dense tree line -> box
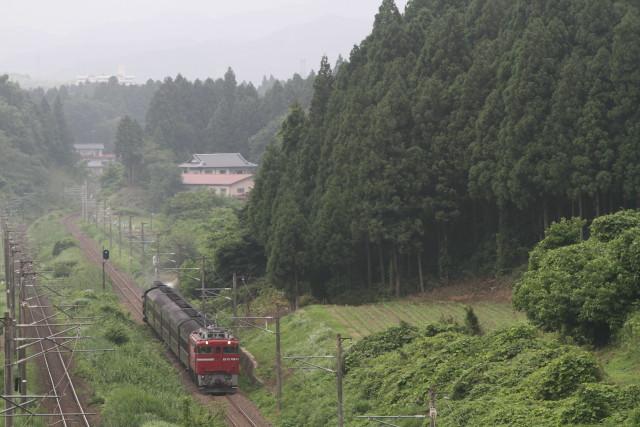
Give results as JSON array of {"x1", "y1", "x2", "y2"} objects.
[
  {"x1": 145, "y1": 69, "x2": 315, "y2": 161},
  {"x1": 0, "y1": 75, "x2": 75, "y2": 199},
  {"x1": 247, "y1": 0, "x2": 640, "y2": 303},
  {"x1": 41, "y1": 78, "x2": 160, "y2": 150}
]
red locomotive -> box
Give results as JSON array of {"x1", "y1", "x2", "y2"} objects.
[{"x1": 143, "y1": 282, "x2": 240, "y2": 393}]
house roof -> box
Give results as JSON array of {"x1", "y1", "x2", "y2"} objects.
[
  {"x1": 181, "y1": 173, "x2": 254, "y2": 186},
  {"x1": 179, "y1": 153, "x2": 257, "y2": 169},
  {"x1": 74, "y1": 143, "x2": 105, "y2": 150}
]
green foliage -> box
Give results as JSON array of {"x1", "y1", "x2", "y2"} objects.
[
  {"x1": 591, "y1": 210, "x2": 640, "y2": 242},
  {"x1": 52, "y1": 238, "x2": 75, "y2": 256},
  {"x1": 145, "y1": 71, "x2": 315, "y2": 160},
  {"x1": 103, "y1": 323, "x2": 130, "y2": 345},
  {"x1": 464, "y1": 306, "x2": 482, "y2": 336},
  {"x1": 528, "y1": 218, "x2": 586, "y2": 270},
  {"x1": 246, "y1": 0, "x2": 640, "y2": 299},
  {"x1": 53, "y1": 260, "x2": 77, "y2": 277},
  {"x1": 115, "y1": 116, "x2": 144, "y2": 185},
  {"x1": 344, "y1": 322, "x2": 419, "y2": 371},
  {"x1": 528, "y1": 351, "x2": 601, "y2": 400},
  {"x1": 100, "y1": 162, "x2": 126, "y2": 194},
  {"x1": 515, "y1": 211, "x2": 640, "y2": 345}
]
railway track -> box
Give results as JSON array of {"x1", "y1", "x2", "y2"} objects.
[
  {"x1": 61, "y1": 214, "x2": 268, "y2": 427},
  {"x1": 10, "y1": 225, "x2": 93, "y2": 426}
]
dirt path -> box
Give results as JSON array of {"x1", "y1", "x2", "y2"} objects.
[{"x1": 61, "y1": 213, "x2": 271, "y2": 427}]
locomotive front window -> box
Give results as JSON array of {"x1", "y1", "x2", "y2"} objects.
[
  {"x1": 197, "y1": 346, "x2": 212, "y2": 354},
  {"x1": 223, "y1": 346, "x2": 238, "y2": 354}
]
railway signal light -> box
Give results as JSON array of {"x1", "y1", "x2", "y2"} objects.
[{"x1": 102, "y1": 249, "x2": 110, "y2": 260}]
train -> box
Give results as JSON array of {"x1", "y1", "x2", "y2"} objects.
[{"x1": 142, "y1": 281, "x2": 240, "y2": 393}]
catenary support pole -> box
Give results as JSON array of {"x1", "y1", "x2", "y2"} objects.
[
  {"x1": 275, "y1": 307, "x2": 282, "y2": 412},
  {"x1": 4, "y1": 311, "x2": 14, "y2": 427}
]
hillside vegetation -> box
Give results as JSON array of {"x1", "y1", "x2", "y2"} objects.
[
  {"x1": 0, "y1": 75, "x2": 77, "y2": 210},
  {"x1": 246, "y1": 0, "x2": 640, "y2": 303}
]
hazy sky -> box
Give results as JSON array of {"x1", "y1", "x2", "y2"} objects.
[{"x1": 1, "y1": 0, "x2": 409, "y2": 85}]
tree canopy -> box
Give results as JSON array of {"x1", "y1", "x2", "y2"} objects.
[{"x1": 247, "y1": 0, "x2": 640, "y2": 301}]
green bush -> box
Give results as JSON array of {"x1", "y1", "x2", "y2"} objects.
[
  {"x1": 104, "y1": 323, "x2": 130, "y2": 345},
  {"x1": 344, "y1": 322, "x2": 419, "y2": 371},
  {"x1": 464, "y1": 306, "x2": 482, "y2": 336},
  {"x1": 53, "y1": 260, "x2": 77, "y2": 277},
  {"x1": 52, "y1": 238, "x2": 75, "y2": 256},
  {"x1": 514, "y1": 211, "x2": 640, "y2": 345},
  {"x1": 591, "y1": 210, "x2": 640, "y2": 243},
  {"x1": 528, "y1": 351, "x2": 600, "y2": 400}
]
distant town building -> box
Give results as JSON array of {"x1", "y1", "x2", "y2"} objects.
[
  {"x1": 73, "y1": 143, "x2": 115, "y2": 176},
  {"x1": 179, "y1": 153, "x2": 257, "y2": 198},
  {"x1": 74, "y1": 143, "x2": 105, "y2": 158},
  {"x1": 75, "y1": 72, "x2": 136, "y2": 86},
  {"x1": 179, "y1": 153, "x2": 258, "y2": 175}
]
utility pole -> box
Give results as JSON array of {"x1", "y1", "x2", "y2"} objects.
[
  {"x1": 102, "y1": 248, "x2": 106, "y2": 291},
  {"x1": 200, "y1": 256, "x2": 205, "y2": 314},
  {"x1": 275, "y1": 306, "x2": 282, "y2": 413},
  {"x1": 283, "y1": 334, "x2": 350, "y2": 427},
  {"x1": 118, "y1": 214, "x2": 122, "y2": 258},
  {"x1": 154, "y1": 235, "x2": 160, "y2": 281},
  {"x1": 336, "y1": 334, "x2": 344, "y2": 427},
  {"x1": 102, "y1": 199, "x2": 107, "y2": 236},
  {"x1": 109, "y1": 210, "x2": 113, "y2": 250},
  {"x1": 232, "y1": 272, "x2": 238, "y2": 321},
  {"x1": 429, "y1": 387, "x2": 437, "y2": 427},
  {"x1": 4, "y1": 311, "x2": 14, "y2": 427},
  {"x1": 128, "y1": 216, "x2": 133, "y2": 272},
  {"x1": 140, "y1": 222, "x2": 146, "y2": 268}
]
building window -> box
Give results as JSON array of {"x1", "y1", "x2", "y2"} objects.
[
  {"x1": 237, "y1": 188, "x2": 245, "y2": 194},
  {"x1": 219, "y1": 170, "x2": 227, "y2": 174},
  {"x1": 205, "y1": 170, "x2": 213, "y2": 174},
  {"x1": 220, "y1": 188, "x2": 227, "y2": 196}
]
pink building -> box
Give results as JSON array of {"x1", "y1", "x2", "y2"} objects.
[{"x1": 181, "y1": 173, "x2": 254, "y2": 198}]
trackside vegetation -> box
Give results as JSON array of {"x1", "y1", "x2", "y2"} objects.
[{"x1": 29, "y1": 212, "x2": 225, "y2": 427}]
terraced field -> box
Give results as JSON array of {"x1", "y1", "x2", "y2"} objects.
[{"x1": 321, "y1": 300, "x2": 524, "y2": 339}]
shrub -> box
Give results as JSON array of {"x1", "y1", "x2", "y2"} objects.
[
  {"x1": 344, "y1": 322, "x2": 419, "y2": 371},
  {"x1": 52, "y1": 238, "x2": 75, "y2": 256},
  {"x1": 104, "y1": 324, "x2": 130, "y2": 345},
  {"x1": 53, "y1": 260, "x2": 77, "y2": 277},
  {"x1": 528, "y1": 351, "x2": 600, "y2": 400},
  {"x1": 514, "y1": 210, "x2": 640, "y2": 345},
  {"x1": 591, "y1": 210, "x2": 640, "y2": 243},
  {"x1": 528, "y1": 217, "x2": 586, "y2": 270},
  {"x1": 464, "y1": 306, "x2": 482, "y2": 336}
]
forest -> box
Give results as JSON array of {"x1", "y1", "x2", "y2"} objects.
[
  {"x1": 0, "y1": 75, "x2": 76, "y2": 207},
  {"x1": 246, "y1": 0, "x2": 640, "y2": 302}
]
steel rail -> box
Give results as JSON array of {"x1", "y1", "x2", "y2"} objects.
[{"x1": 29, "y1": 277, "x2": 91, "y2": 426}]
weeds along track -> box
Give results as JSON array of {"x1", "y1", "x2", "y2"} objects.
[
  {"x1": 61, "y1": 214, "x2": 269, "y2": 427},
  {"x1": 15, "y1": 225, "x2": 93, "y2": 426}
]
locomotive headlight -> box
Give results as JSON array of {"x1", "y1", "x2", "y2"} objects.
[
  {"x1": 227, "y1": 340, "x2": 231, "y2": 344},
  {"x1": 205, "y1": 341, "x2": 208, "y2": 345}
]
